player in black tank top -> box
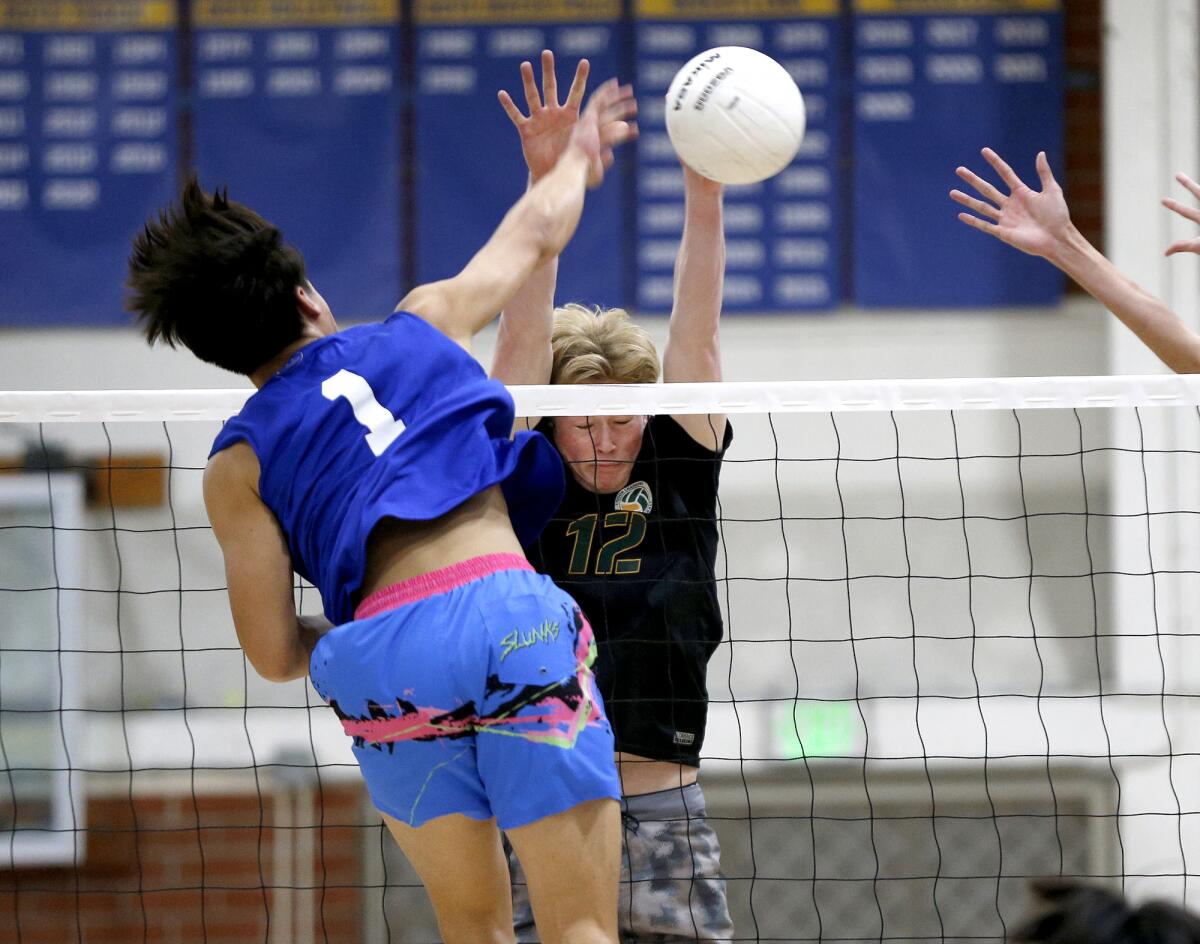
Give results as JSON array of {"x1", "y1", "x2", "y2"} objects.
[
  {"x1": 493, "y1": 50, "x2": 735, "y2": 942},
  {"x1": 526, "y1": 413, "x2": 731, "y2": 766}
]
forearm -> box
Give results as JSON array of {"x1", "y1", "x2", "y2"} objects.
[
  {"x1": 401, "y1": 148, "x2": 589, "y2": 342},
  {"x1": 245, "y1": 614, "x2": 332, "y2": 683},
  {"x1": 493, "y1": 175, "x2": 558, "y2": 386},
  {"x1": 665, "y1": 176, "x2": 725, "y2": 382},
  {"x1": 509, "y1": 147, "x2": 590, "y2": 265},
  {"x1": 481, "y1": 148, "x2": 588, "y2": 295},
  {"x1": 1050, "y1": 227, "x2": 1200, "y2": 374}
]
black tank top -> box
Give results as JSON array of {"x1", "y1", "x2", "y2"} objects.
[{"x1": 526, "y1": 415, "x2": 731, "y2": 766}]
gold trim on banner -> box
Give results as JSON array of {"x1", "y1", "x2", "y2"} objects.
[
  {"x1": 193, "y1": 0, "x2": 398, "y2": 28},
  {"x1": 854, "y1": 0, "x2": 1060, "y2": 13},
  {"x1": 415, "y1": 0, "x2": 621, "y2": 25},
  {"x1": 0, "y1": 0, "x2": 176, "y2": 30},
  {"x1": 635, "y1": 0, "x2": 839, "y2": 18}
]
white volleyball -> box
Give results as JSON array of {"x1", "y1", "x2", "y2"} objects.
[{"x1": 664, "y1": 46, "x2": 806, "y2": 185}]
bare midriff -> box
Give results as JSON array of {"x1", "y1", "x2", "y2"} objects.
[
  {"x1": 615, "y1": 752, "x2": 699, "y2": 796},
  {"x1": 360, "y1": 485, "x2": 525, "y2": 598},
  {"x1": 362, "y1": 492, "x2": 700, "y2": 797}
]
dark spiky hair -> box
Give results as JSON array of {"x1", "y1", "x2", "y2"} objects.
[
  {"x1": 1014, "y1": 880, "x2": 1200, "y2": 944},
  {"x1": 126, "y1": 177, "x2": 308, "y2": 376}
]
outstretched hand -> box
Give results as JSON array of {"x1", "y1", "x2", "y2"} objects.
[
  {"x1": 950, "y1": 148, "x2": 1072, "y2": 260},
  {"x1": 565, "y1": 77, "x2": 637, "y2": 189},
  {"x1": 498, "y1": 50, "x2": 591, "y2": 181},
  {"x1": 1164, "y1": 173, "x2": 1200, "y2": 257}
]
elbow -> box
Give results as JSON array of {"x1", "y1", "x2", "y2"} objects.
[
  {"x1": 1168, "y1": 340, "x2": 1200, "y2": 375},
  {"x1": 247, "y1": 651, "x2": 306, "y2": 684}
]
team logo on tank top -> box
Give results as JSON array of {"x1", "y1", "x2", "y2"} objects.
[{"x1": 615, "y1": 480, "x2": 653, "y2": 513}]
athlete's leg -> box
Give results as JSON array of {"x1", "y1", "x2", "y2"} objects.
[
  {"x1": 505, "y1": 839, "x2": 540, "y2": 943},
  {"x1": 383, "y1": 810, "x2": 516, "y2": 944},
  {"x1": 506, "y1": 797, "x2": 621, "y2": 944},
  {"x1": 620, "y1": 783, "x2": 734, "y2": 943},
  {"x1": 474, "y1": 576, "x2": 623, "y2": 941}
]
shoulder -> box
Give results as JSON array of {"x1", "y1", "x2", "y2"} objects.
[
  {"x1": 393, "y1": 285, "x2": 471, "y2": 351},
  {"x1": 206, "y1": 439, "x2": 258, "y2": 491},
  {"x1": 204, "y1": 441, "x2": 261, "y2": 516}
]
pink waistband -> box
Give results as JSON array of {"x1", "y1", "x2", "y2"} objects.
[{"x1": 354, "y1": 553, "x2": 533, "y2": 620}]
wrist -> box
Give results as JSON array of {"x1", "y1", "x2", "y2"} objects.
[{"x1": 1045, "y1": 222, "x2": 1093, "y2": 273}]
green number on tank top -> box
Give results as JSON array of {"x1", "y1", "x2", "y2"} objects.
[
  {"x1": 565, "y1": 511, "x2": 645, "y2": 575},
  {"x1": 596, "y1": 511, "x2": 645, "y2": 575},
  {"x1": 320, "y1": 369, "x2": 407, "y2": 457},
  {"x1": 565, "y1": 513, "x2": 598, "y2": 575}
]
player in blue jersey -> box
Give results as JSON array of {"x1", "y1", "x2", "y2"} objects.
[
  {"x1": 494, "y1": 52, "x2": 734, "y2": 942},
  {"x1": 127, "y1": 80, "x2": 637, "y2": 944}
]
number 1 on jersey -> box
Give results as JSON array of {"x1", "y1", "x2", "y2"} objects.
[{"x1": 321, "y1": 369, "x2": 406, "y2": 456}]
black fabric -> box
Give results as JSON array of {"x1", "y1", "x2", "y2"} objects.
[{"x1": 526, "y1": 414, "x2": 731, "y2": 766}]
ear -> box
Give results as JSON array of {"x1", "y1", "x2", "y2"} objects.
[{"x1": 295, "y1": 283, "x2": 322, "y2": 323}]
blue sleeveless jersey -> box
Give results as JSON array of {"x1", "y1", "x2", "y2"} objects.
[{"x1": 209, "y1": 311, "x2": 564, "y2": 624}]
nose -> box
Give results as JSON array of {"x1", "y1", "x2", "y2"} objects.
[{"x1": 593, "y1": 423, "x2": 616, "y2": 454}]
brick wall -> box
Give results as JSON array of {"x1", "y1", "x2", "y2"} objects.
[{"x1": 1, "y1": 784, "x2": 368, "y2": 944}]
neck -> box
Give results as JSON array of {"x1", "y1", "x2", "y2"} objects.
[{"x1": 249, "y1": 337, "x2": 316, "y2": 389}]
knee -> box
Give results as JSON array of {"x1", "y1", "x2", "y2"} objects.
[
  {"x1": 433, "y1": 899, "x2": 514, "y2": 944},
  {"x1": 539, "y1": 916, "x2": 614, "y2": 944}
]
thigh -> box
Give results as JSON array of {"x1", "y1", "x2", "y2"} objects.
[
  {"x1": 620, "y1": 786, "x2": 734, "y2": 944},
  {"x1": 383, "y1": 811, "x2": 514, "y2": 944},
  {"x1": 507, "y1": 797, "x2": 621, "y2": 944},
  {"x1": 505, "y1": 839, "x2": 540, "y2": 944}
]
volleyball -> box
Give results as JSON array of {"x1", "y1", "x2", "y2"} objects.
[{"x1": 664, "y1": 46, "x2": 806, "y2": 185}]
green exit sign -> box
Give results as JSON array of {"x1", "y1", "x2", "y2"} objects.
[{"x1": 776, "y1": 700, "x2": 859, "y2": 758}]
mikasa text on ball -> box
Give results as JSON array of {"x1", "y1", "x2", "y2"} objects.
[{"x1": 665, "y1": 46, "x2": 806, "y2": 185}]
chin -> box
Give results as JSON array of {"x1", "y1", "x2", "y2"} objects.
[{"x1": 574, "y1": 467, "x2": 631, "y2": 494}]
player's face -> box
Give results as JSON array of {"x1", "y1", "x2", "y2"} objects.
[{"x1": 553, "y1": 414, "x2": 647, "y2": 494}]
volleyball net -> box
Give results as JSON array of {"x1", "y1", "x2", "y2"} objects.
[{"x1": 1, "y1": 375, "x2": 1198, "y2": 943}]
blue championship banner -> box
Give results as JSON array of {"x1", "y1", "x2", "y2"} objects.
[
  {"x1": 634, "y1": 0, "x2": 843, "y2": 313},
  {"x1": 413, "y1": 0, "x2": 625, "y2": 308},
  {"x1": 0, "y1": 0, "x2": 178, "y2": 325},
  {"x1": 192, "y1": 0, "x2": 401, "y2": 320},
  {"x1": 852, "y1": 0, "x2": 1064, "y2": 307}
]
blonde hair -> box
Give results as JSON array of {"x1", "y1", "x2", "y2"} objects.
[{"x1": 550, "y1": 303, "x2": 660, "y2": 385}]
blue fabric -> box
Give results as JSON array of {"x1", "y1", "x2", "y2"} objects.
[
  {"x1": 209, "y1": 311, "x2": 564, "y2": 623},
  {"x1": 309, "y1": 567, "x2": 620, "y2": 829}
]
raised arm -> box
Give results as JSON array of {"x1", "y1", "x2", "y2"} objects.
[
  {"x1": 951, "y1": 148, "x2": 1200, "y2": 374},
  {"x1": 662, "y1": 164, "x2": 727, "y2": 448},
  {"x1": 492, "y1": 51, "x2": 595, "y2": 388},
  {"x1": 401, "y1": 76, "x2": 635, "y2": 353},
  {"x1": 204, "y1": 443, "x2": 332, "y2": 682}
]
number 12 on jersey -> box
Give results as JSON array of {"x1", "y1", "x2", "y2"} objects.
[{"x1": 565, "y1": 511, "x2": 646, "y2": 575}]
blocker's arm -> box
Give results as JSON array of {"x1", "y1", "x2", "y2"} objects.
[{"x1": 663, "y1": 164, "x2": 728, "y2": 448}]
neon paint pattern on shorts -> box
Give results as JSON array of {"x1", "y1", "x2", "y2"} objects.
[{"x1": 327, "y1": 607, "x2": 601, "y2": 752}]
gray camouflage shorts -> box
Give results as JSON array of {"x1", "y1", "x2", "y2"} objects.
[{"x1": 508, "y1": 781, "x2": 734, "y2": 943}]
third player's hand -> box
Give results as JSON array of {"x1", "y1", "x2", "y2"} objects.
[
  {"x1": 1164, "y1": 172, "x2": 1200, "y2": 258},
  {"x1": 951, "y1": 148, "x2": 1072, "y2": 261}
]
